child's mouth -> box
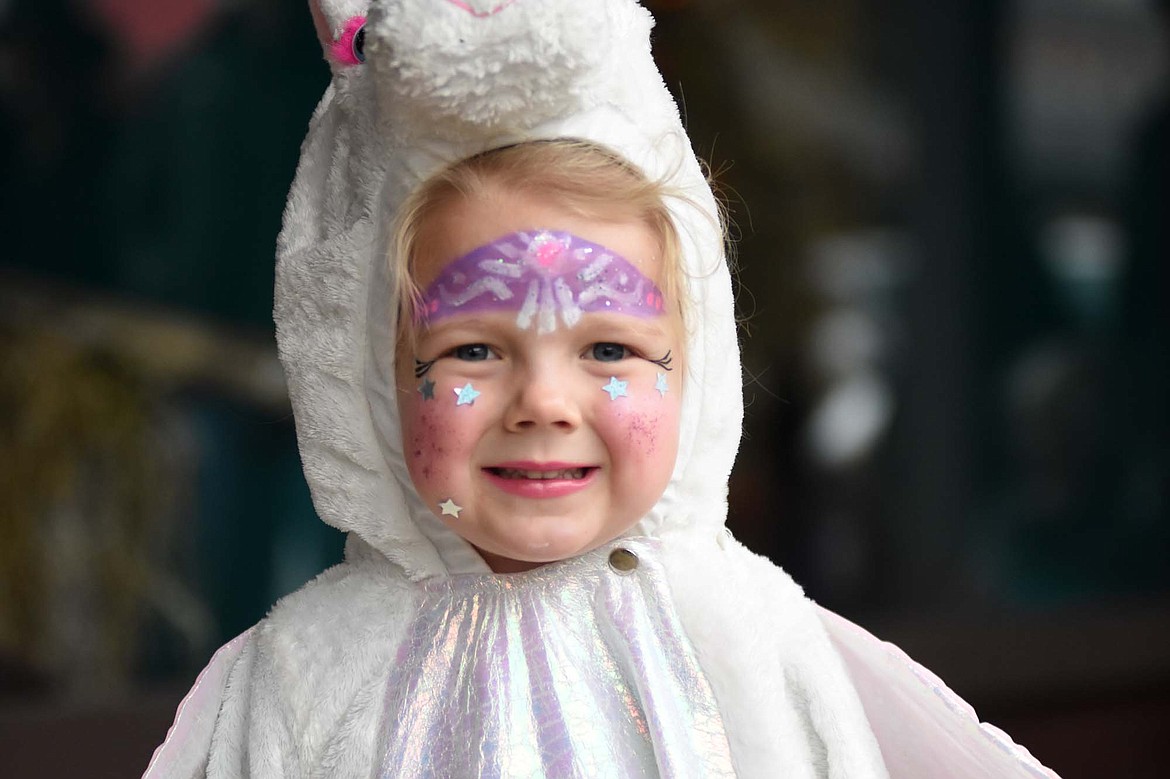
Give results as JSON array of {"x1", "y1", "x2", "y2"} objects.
[
  {"x1": 482, "y1": 464, "x2": 598, "y2": 497},
  {"x1": 486, "y1": 467, "x2": 592, "y2": 480}
]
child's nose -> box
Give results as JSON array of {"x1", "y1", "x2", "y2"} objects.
[{"x1": 503, "y1": 366, "x2": 582, "y2": 432}]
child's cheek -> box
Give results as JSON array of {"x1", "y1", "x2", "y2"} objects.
[
  {"x1": 403, "y1": 397, "x2": 470, "y2": 493},
  {"x1": 597, "y1": 386, "x2": 682, "y2": 461}
]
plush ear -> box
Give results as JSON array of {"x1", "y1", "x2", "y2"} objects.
[
  {"x1": 310, "y1": 1, "x2": 368, "y2": 67},
  {"x1": 309, "y1": 0, "x2": 333, "y2": 48}
]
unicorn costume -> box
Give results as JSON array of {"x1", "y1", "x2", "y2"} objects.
[{"x1": 146, "y1": 2, "x2": 1060, "y2": 777}]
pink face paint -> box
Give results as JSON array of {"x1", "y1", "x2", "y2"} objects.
[
  {"x1": 418, "y1": 231, "x2": 666, "y2": 334},
  {"x1": 618, "y1": 409, "x2": 664, "y2": 455}
]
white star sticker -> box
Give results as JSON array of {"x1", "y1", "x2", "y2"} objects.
[
  {"x1": 602, "y1": 376, "x2": 629, "y2": 401},
  {"x1": 454, "y1": 383, "x2": 481, "y2": 406},
  {"x1": 439, "y1": 499, "x2": 462, "y2": 518},
  {"x1": 655, "y1": 372, "x2": 669, "y2": 397}
]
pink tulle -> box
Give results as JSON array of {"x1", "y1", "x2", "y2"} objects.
[
  {"x1": 818, "y1": 607, "x2": 1062, "y2": 779},
  {"x1": 142, "y1": 629, "x2": 254, "y2": 778}
]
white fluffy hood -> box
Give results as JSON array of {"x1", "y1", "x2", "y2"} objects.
[{"x1": 277, "y1": 0, "x2": 741, "y2": 578}]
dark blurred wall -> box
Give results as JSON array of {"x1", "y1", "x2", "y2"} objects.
[{"x1": 1, "y1": 0, "x2": 341, "y2": 701}]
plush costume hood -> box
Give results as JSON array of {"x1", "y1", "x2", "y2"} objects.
[
  {"x1": 278, "y1": 0, "x2": 738, "y2": 578},
  {"x1": 145, "y1": 3, "x2": 1060, "y2": 777}
]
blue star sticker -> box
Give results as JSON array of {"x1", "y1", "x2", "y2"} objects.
[
  {"x1": 602, "y1": 376, "x2": 629, "y2": 401},
  {"x1": 655, "y1": 372, "x2": 669, "y2": 397},
  {"x1": 418, "y1": 378, "x2": 436, "y2": 400},
  {"x1": 454, "y1": 383, "x2": 481, "y2": 406}
]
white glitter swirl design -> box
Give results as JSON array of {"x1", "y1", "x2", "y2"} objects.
[{"x1": 424, "y1": 231, "x2": 666, "y2": 334}]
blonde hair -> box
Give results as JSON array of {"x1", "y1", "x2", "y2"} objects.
[{"x1": 392, "y1": 139, "x2": 689, "y2": 348}]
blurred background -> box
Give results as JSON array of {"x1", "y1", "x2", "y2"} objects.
[{"x1": 0, "y1": 0, "x2": 1166, "y2": 775}]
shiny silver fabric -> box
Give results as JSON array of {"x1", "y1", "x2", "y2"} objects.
[{"x1": 377, "y1": 539, "x2": 737, "y2": 778}]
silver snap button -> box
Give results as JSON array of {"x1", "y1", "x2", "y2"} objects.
[{"x1": 608, "y1": 548, "x2": 639, "y2": 574}]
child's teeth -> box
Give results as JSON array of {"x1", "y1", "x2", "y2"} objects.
[{"x1": 500, "y1": 468, "x2": 585, "y2": 480}]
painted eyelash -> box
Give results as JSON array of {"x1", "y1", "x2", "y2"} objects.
[
  {"x1": 414, "y1": 358, "x2": 436, "y2": 378},
  {"x1": 650, "y1": 350, "x2": 673, "y2": 371}
]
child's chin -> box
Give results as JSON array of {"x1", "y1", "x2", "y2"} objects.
[
  {"x1": 473, "y1": 545, "x2": 554, "y2": 573},
  {"x1": 472, "y1": 535, "x2": 593, "y2": 573}
]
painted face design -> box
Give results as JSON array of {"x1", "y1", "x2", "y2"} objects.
[
  {"x1": 397, "y1": 198, "x2": 684, "y2": 574},
  {"x1": 417, "y1": 230, "x2": 667, "y2": 334}
]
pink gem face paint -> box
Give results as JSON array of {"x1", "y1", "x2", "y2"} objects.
[
  {"x1": 396, "y1": 193, "x2": 684, "y2": 573},
  {"x1": 417, "y1": 230, "x2": 667, "y2": 334}
]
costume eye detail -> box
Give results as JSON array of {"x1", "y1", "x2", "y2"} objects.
[
  {"x1": 352, "y1": 25, "x2": 366, "y2": 63},
  {"x1": 590, "y1": 343, "x2": 629, "y2": 362},
  {"x1": 453, "y1": 343, "x2": 494, "y2": 361},
  {"x1": 328, "y1": 16, "x2": 367, "y2": 67}
]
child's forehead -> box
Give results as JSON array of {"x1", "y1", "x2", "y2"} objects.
[{"x1": 412, "y1": 190, "x2": 666, "y2": 289}]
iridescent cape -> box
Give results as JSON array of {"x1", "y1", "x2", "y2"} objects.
[{"x1": 145, "y1": 2, "x2": 1059, "y2": 777}]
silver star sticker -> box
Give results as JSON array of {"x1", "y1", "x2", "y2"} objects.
[
  {"x1": 655, "y1": 372, "x2": 669, "y2": 397},
  {"x1": 602, "y1": 376, "x2": 629, "y2": 401},
  {"x1": 439, "y1": 499, "x2": 462, "y2": 518},
  {"x1": 454, "y1": 383, "x2": 481, "y2": 406}
]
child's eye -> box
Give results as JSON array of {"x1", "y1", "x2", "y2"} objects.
[
  {"x1": 589, "y1": 343, "x2": 629, "y2": 362},
  {"x1": 452, "y1": 343, "x2": 495, "y2": 361}
]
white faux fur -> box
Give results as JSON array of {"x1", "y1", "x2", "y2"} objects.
[{"x1": 145, "y1": 2, "x2": 1058, "y2": 777}]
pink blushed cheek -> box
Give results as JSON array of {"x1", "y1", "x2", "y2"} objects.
[
  {"x1": 604, "y1": 394, "x2": 679, "y2": 460},
  {"x1": 618, "y1": 409, "x2": 666, "y2": 454},
  {"x1": 404, "y1": 403, "x2": 460, "y2": 491}
]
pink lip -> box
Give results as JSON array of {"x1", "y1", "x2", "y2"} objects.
[{"x1": 483, "y1": 462, "x2": 597, "y2": 499}]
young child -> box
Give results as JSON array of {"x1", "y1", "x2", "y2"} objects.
[{"x1": 146, "y1": 2, "x2": 1060, "y2": 777}]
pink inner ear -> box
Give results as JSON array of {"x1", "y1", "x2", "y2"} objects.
[
  {"x1": 327, "y1": 15, "x2": 367, "y2": 67},
  {"x1": 309, "y1": 0, "x2": 331, "y2": 48}
]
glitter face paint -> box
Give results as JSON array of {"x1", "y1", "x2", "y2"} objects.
[{"x1": 417, "y1": 230, "x2": 667, "y2": 334}]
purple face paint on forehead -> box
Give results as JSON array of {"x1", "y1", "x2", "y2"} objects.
[{"x1": 418, "y1": 230, "x2": 666, "y2": 334}]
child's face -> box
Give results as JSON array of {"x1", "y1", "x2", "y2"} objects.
[{"x1": 396, "y1": 189, "x2": 684, "y2": 573}]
